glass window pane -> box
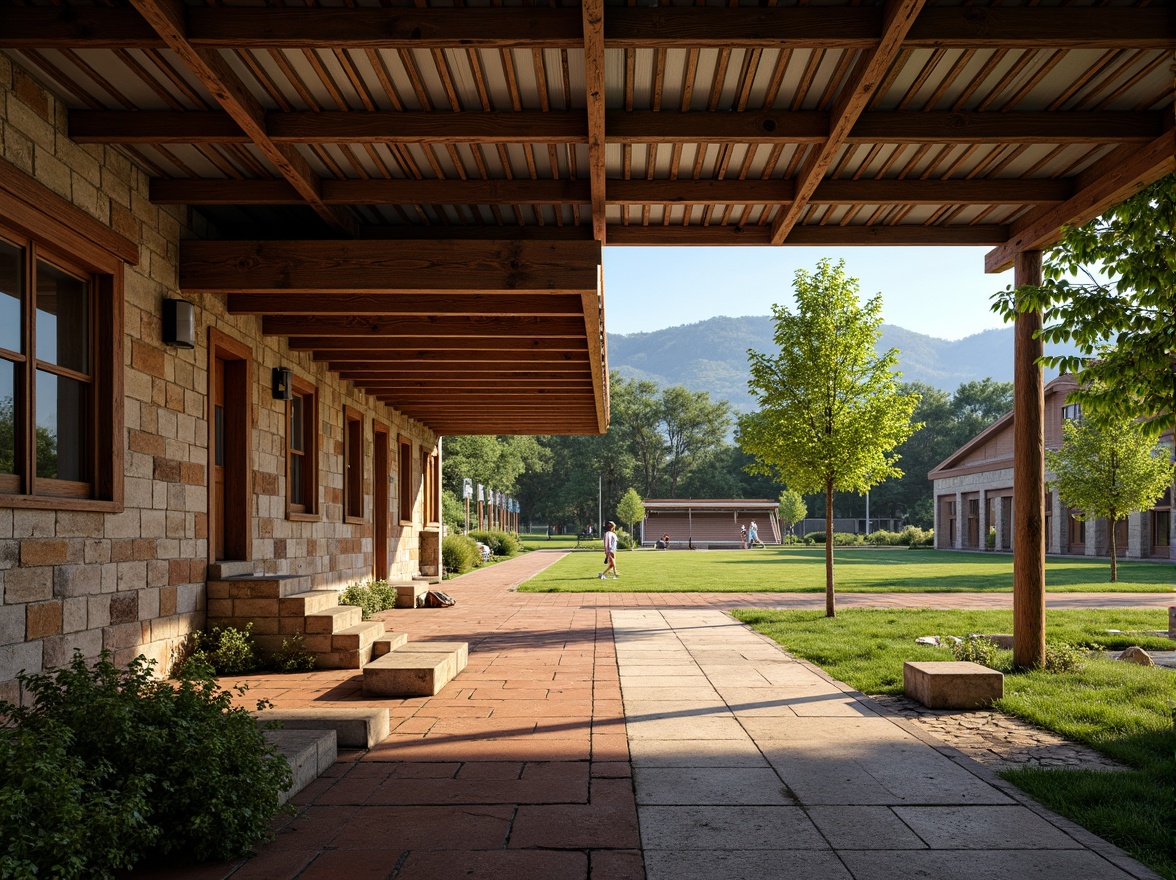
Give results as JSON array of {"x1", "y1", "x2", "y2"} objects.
[
  {"x1": 290, "y1": 455, "x2": 303, "y2": 507},
  {"x1": 0, "y1": 359, "x2": 15, "y2": 475},
  {"x1": 35, "y1": 369, "x2": 88, "y2": 482},
  {"x1": 36, "y1": 261, "x2": 89, "y2": 375},
  {"x1": 0, "y1": 239, "x2": 23, "y2": 354},
  {"x1": 290, "y1": 396, "x2": 304, "y2": 454}
]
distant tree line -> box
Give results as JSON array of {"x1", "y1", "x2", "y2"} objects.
[{"x1": 441, "y1": 374, "x2": 1012, "y2": 533}]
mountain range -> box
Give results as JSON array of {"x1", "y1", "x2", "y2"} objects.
[{"x1": 607, "y1": 317, "x2": 1081, "y2": 412}]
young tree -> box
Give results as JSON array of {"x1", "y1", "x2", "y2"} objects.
[
  {"x1": 1046, "y1": 416, "x2": 1175, "y2": 582},
  {"x1": 992, "y1": 174, "x2": 1176, "y2": 435},
  {"x1": 738, "y1": 259, "x2": 920, "y2": 616},
  {"x1": 777, "y1": 490, "x2": 807, "y2": 540},
  {"x1": 615, "y1": 488, "x2": 646, "y2": 547}
]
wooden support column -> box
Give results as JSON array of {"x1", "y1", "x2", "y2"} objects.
[{"x1": 1013, "y1": 250, "x2": 1045, "y2": 670}]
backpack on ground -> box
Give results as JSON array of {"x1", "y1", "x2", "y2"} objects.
[{"x1": 426, "y1": 589, "x2": 456, "y2": 607}]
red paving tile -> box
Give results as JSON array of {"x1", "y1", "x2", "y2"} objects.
[{"x1": 138, "y1": 551, "x2": 1172, "y2": 878}]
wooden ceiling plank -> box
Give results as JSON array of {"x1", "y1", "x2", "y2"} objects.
[
  {"x1": 985, "y1": 130, "x2": 1176, "y2": 273},
  {"x1": 291, "y1": 336, "x2": 588, "y2": 352},
  {"x1": 583, "y1": 0, "x2": 607, "y2": 244},
  {"x1": 846, "y1": 111, "x2": 1163, "y2": 145},
  {"x1": 771, "y1": 0, "x2": 930, "y2": 246},
  {"x1": 180, "y1": 239, "x2": 601, "y2": 293},
  {"x1": 226, "y1": 292, "x2": 587, "y2": 316},
  {"x1": 261, "y1": 314, "x2": 588, "y2": 337},
  {"x1": 607, "y1": 223, "x2": 1006, "y2": 246},
  {"x1": 122, "y1": 0, "x2": 355, "y2": 235}
]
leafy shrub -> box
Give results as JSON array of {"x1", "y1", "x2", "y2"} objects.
[
  {"x1": 177, "y1": 624, "x2": 260, "y2": 677},
  {"x1": 986, "y1": 526, "x2": 997, "y2": 550},
  {"x1": 899, "y1": 525, "x2": 934, "y2": 547},
  {"x1": 616, "y1": 528, "x2": 634, "y2": 550},
  {"x1": 468, "y1": 529, "x2": 520, "y2": 557},
  {"x1": 269, "y1": 633, "x2": 316, "y2": 672},
  {"x1": 1044, "y1": 642, "x2": 1086, "y2": 673},
  {"x1": 0, "y1": 652, "x2": 291, "y2": 878},
  {"x1": 338, "y1": 579, "x2": 398, "y2": 620},
  {"x1": 950, "y1": 634, "x2": 999, "y2": 667},
  {"x1": 443, "y1": 534, "x2": 481, "y2": 575},
  {"x1": 805, "y1": 531, "x2": 825, "y2": 543},
  {"x1": 866, "y1": 529, "x2": 902, "y2": 545}
]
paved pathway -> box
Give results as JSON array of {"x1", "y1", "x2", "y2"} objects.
[{"x1": 136, "y1": 551, "x2": 1169, "y2": 879}]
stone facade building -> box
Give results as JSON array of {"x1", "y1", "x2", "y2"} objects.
[
  {"x1": 0, "y1": 56, "x2": 445, "y2": 700},
  {"x1": 929, "y1": 375, "x2": 1174, "y2": 560}
]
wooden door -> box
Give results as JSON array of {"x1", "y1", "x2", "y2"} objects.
[
  {"x1": 212, "y1": 354, "x2": 226, "y2": 561},
  {"x1": 373, "y1": 425, "x2": 389, "y2": 580}
]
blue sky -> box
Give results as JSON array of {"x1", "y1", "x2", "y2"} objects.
[{"x1": 602, "y1": 246, "x2": 1016, "y2": 340}]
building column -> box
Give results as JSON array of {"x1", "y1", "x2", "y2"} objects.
[
  {"x1": 978, "y1": 489, "x2": 989, "y2": 549},
  {"x1": 1013, "y1": 250, "x2": 1046, "y2": 670},
  {"x1": 1087, "y1": 516, "x2": 1106, "y2": 557},
  {"x1": 992, "y1": 498, "x2": 1004, "y2": 551},
  {"x1": 1126, "y1": 511, "x2": 1145, "y2": 558},
  {"x1": 954, "y1": 491, "x2": 964, "y2": 549},
  {"x1": 1050, "y1": 491, "x2": 1066, "y2": 557}
]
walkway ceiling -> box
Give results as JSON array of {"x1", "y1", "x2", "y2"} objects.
[{"x1": 3, "y1": 1, "x2": 1173, "y2": 435}]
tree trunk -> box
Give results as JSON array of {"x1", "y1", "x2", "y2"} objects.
[
  {"x1": 1108, "y1": 514, "x2": 1118, "y2": 583},
  {"x1": 825, "y1": 480, "x2": 835, "y2": 618}
]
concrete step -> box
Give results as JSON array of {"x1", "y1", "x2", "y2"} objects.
[
  {"x1": 304, "y1": 604, "x2": 363, "y2": 635},
  {"x1": 257, "y1": 708, "x2": 390, "y2": 749},
  {"x1": 363, "y1": 651, "x2": 456, "y2": 697},
  {"x1": 208, "y1": 560, "x2": 255, "y2": 579},
  {"x1": 263, "y1": 728, "x2": 337, "y2": 805},
  {"x1": 278, "y1": 590, "x2": 341, "y2": 617},
  {"x1": 396, "y1": 641, "x2": 469, "y2": 672},
  {"x1": 332, "y1": 620, "x2": 386, "y2": 653},
  {"x1": 207, "y1": 574, "x2": 313, "y2": 601},
  {"x1": 394, "y1": 582, "x2": 428, "y2": 608},
  {"x1": 372, "y1": 632, "x2": 410, "y2": 658}
]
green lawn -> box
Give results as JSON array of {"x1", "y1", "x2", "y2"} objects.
[
  {"x1": 518, "y1": 546, "x2": 1176, "y2": 593},
  {"x1": 733, "y1": 608, "x2": 1176, "y2": 879},
  {"x1": 519, "y1": 531, "x2": 594, "y2": 551}
]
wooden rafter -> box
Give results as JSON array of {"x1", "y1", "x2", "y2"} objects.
[
  {"x1": 151, "y1": 176, "x2": 1070, "y2": 207},
  {"x1": 225, "y1": 293, "x2": 587, "y2": 316},
  {"x1": 259, "y1": 315, "x2": 588, "y2": 337},
  {"x1": 124, "y1": 0, "x2": 355, "y2": 235},
  {"x1": 771, "y1": 0, "x2": 930, "y2": 245},
  {"x1": 72, "y1": 109, "x2": 1163, "y2": 147},
  {"x1": 582, "y1": 0, "x2": 607, "y2": 244},
  {"x1": 4, "y1": 7, "x2": 1173, "y2": 51}
]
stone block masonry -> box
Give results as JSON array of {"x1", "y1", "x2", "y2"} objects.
[{"x1": 0, "y1": 53, "x2": 440, "y2": 697}]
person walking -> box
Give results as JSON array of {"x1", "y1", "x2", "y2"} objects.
[
  {"x1": 739, "y1": 524, "x2": 747, "y2": 549},
  {"x1": 598, "y1": 521, "x2": 619, "y2": 579},
  {"x1": 748, "y1": 520, "x2": 764, "y2": 548}
]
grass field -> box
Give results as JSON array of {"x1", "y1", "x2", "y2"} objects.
[
  {"x1": 733, "y1": 608, "x2": 1176, "y2": 879},
  {"x1": 518, "y1": 546, "x2": 1176, "y2": 593}
]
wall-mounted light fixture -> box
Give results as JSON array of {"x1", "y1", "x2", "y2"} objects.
[
  {"x1": 272, "y1": 367, "x2": 294, "y2": 401},
  {"x1": 161, "y1": 298, "x2": 195, "y2": 349}
]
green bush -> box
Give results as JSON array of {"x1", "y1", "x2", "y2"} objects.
[
  {"x1": 1044, "y1": 642, "x2": 1086, "y2": 673},
  {"x1": 443, "y1": 534, "x2": 481, "y2": 574},
  {"x1": 0, "y1": 652, "x2": 291, "y2": 878},
  {"x1": 177, "y1": 624, "x2": 260, "y2": 677},
  {"x1": 951, "y1": 634, "x2": 999, "y2": 667},
  {"x1": 338, "y1": 579, "x2": 398, "y2": 620},
  {"x1": 468, "y1": 529, "x2": 520, "y2": 557},
  {"x1": 269, "y1": 633, "x2": 316, "y2": 672},
  {"x1": 899, "y1": 525, "x2": 934, "y2": 547},
  {"x1": 866, "y1": 529, "x2": 902, "y2": 545},
  {"x1": 615, "y1": 528, "x2": 634, "y2": 550}
]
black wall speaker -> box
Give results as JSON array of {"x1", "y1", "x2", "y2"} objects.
[{"x1": 162, "y1": 299, "x2": 195, "y2": 349}]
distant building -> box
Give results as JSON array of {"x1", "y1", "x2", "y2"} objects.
[
  {"x1": 929, "y1": 375, "x2": 1174, "y2": 560},
  {"x1": 640, "y1": 499, "x2": 781, "y2": 549}
]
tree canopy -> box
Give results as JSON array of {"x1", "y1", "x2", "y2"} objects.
[
  {"x1": 616, "y1": 488, "x2": 646, "y2": 542},
  {"x1": 777, "y1": 490, "x2": 807, "y2": 538},
  {"x1": 739, "y1": 259, "x2": 920, "y2": 616},
  {"x1": 992, "y1": 174, "x2": 1176, "y2": 434},
  {"x1": 1046, "y1": 416, "x2": 1175, "y2": 582}
]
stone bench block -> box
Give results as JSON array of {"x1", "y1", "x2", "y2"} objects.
[
  {"x1": 395, "y1": 583, "x2": 429, "y2": 609},
  {"x1": 396, "y1": 640, "x2": 469, "y2": 672},
  {"x1": 305, "y1": 604, "x2": 363, "y2": 634},
  {"x1": 257, "y1": 708, "x2": 390, "y2": 749},
  {"x1": 364, "y1": 651, "x2": 456, "y2": 697},
  {"x1": 372, "y1": 632, "x2": 410, "y2": 657},
  {"x1": 263, "y1": 728, "x2": 337, "y2": 805},
  {"x1": 903, "y1": 661, "x2": 1003, "y2": 709}
]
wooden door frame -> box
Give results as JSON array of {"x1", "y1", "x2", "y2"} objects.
[
  {"x1": 372, "y1": 421, "x2": 390, "y2": 581},
  {"x1": 207, "y1": 328, "x2": 252, "y2": 563}
]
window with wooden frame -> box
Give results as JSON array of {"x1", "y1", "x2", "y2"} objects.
[
  {"x1": 343, "y1": 405, "x2": 364, "y2": 522},
  {"x1": 420, "y1": 447, "x2": 433, "y2": 526},
  {"x1": 398, "y1": 434, "x2": 412, "y2": 525},
  {"x1": 0, "y1": 217, "x2": 122, "y2": 510},
  {"x1": 286, "y1": 376, "x2": 318, "y2": 520}
]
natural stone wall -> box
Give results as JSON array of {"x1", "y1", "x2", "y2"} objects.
[{"x1": 0, "y1": 53, "x2": 438, "y2": 700}]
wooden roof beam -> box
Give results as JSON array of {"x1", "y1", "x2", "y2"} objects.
[
  {"x1": 771, "y1": 0, "x2": 930, "y2": 246},
  {"x1": 583, "y1": 0, "x2": 607, "y2": 244},
  {"x1": 124, "y1": 0, "x2": 355, "y2": 236},
  {"x1": 261, "y1": 315, "x2": 588, "y2": 337},
  {"x1": 5, "y1": 7, "x2": 1172, "y2": 50},
  {"x1": 226, "y1": 293, "x2": 587, "y2": 316},
  {"x1": 152, "y1": 177, "x2": 1070, "y2": 207},
  {"x1": 290, "y1": 337, "x2": 588, "y2": 353},
  {"x1": 76, "y1": 110, "x2": 1160, "y2": 147},
  {"x1": 608, "y1": 224, "x2": 1007, "y2": 246},
  {"x1": 985, "y1": 129, "x2": 1176, "y2": 273},
  {"x1": 180, "y1": 239, "x2": 601, "y2": 293}
]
